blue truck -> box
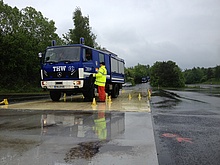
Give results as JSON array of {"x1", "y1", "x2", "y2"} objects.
[{"x1": 39, "y1": 42, "x2": 125, "y2": 101}]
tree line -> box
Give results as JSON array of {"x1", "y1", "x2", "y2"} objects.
[
  {"x1": 125, "y1": 61, "x2": 185, "y2": 87},
  {"x1": 183, "y1": 66, "x2": 220, "y2": 84},
  {"x1": 125, "y1": 62, "x2": 220, "y2": 87},
  {"x1": 0, "y1": 1, "x2": 219, "y2": 92}
]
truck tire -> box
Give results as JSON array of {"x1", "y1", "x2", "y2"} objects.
[
  {"x1": 111, "y1": 84, "x2": 119, "y2": 98},
  {"x1": 50, "y1": 91, "x2": 61, "y2": 101}
]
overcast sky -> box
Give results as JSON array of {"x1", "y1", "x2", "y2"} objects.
[{"x1": 3, "y1": 0, "x2": 220, "y2": 69}]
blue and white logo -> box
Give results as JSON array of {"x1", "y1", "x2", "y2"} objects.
[
  {"x1": 85, "y1": 67, "x2": 92, "y2": 71},
  {"x1": 68, "y1": 66, "x2": 75, "y2": 72}
]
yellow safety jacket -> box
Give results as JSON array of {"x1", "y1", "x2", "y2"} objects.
[
  {"x1": 94, "y1": 117, "x2": 107, "y2": 140},
  {"x1": 94, "y1": 65, "x2": 107, "y2": 87}
]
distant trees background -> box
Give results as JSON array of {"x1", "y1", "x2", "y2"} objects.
[
  {"x1": 0, "y1": 1, "x2": 219, "y2": 91},
  {"x1": 125, "y1": 64, "x2": 150, "y2": 85},
  {"x1": 125, "y1": 62, "x2": 220, "y2": 87},
  {"x1": 183, "y1": 66, "x2": 220, "y2": 84}
]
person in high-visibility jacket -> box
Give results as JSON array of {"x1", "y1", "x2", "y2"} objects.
[{"x1": 93, "y1": 62, "x2": 107, "y2": 102}]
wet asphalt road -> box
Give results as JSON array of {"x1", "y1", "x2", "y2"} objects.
[
  {"x1": 0, "y1": 110, "x2": 156, "y2": 165},
  {"x1": 151, "y1": 86, "x2": 220, "y2": 165},
  {"x1": 0, "y1": 84, "x2": 157, "y2": 165},
  {"x1": 0, "y1": 93, "x2": 50, "y2": 104},
  {"x1": 0, "y1": 84, "x2": 220, "y2": 165}
]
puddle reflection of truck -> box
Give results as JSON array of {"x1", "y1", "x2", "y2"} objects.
[
  {"x1": 39, "y1": 40, "x2": 125, "y2": 101},
  {"x1": 41, "y1": 113, "x2": 125, "y2": 139}
]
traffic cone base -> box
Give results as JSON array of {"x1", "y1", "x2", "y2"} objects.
[
  {"x1": 0, "y1": 99, "x2": 8, "y2": 105},
  {"x1": 108, "y1": 96, "x2": 112, "y2": 103},
  {"x1": 128, "y1": 94, "x2": 132, "y2": 100},
  {"x1": 91, "y1": 98, "x2": 97, "y2": 106},
  {"x1": 138, "y1": 93, "x2": 141, "y2": 100}
]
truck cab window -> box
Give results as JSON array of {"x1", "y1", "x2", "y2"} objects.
[
  {"x1": 83, "y1": 48, "x2": 92, "y2": 61},
  {"x1": 99, "y1": 53, "x2": 105, "y2": 63},
  {"x1": 45, "y1": 47, "x2": 80, "y2": 62}
]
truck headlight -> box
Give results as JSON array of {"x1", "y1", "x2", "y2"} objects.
[
  {"x1": 42, "y1": 81, "x2": 47, "y2": 86},
  {"x1": 73, "y1": 81, "x2": 81, "y2": 85}
]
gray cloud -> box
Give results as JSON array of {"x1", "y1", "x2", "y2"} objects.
[{"x1": 4, "y1": 0, "x2": 220, "y2": 69}]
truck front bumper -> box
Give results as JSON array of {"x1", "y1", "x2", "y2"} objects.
[{"x1": 41, "y1": 80, "x2": 84, "y2": 89}]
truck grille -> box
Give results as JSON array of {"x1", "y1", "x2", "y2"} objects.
[{"x1": 46, "y1": 70, "x2": 78, "y2": 79}]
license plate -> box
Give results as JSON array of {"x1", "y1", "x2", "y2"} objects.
[{"x1": 54, "y1": 85, "x2": 64, "y2": 88}]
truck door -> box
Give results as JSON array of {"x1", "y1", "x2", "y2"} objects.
[{"x1": 82, "y1": 48, "x2": 95, "y2": 74}]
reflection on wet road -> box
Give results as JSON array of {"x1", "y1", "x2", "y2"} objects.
[
  {"x1": 0, "y1": 83, "x2": 158, "y2": 165},
  {"x1": 0, "y1": 110, "x2": 157, "y2": 165},
  {"x1": 151, "y1": 86, "x2": 220, "y2": 165},
  {"x1": 2, "y1": 84, "x2": 218, "y2": 164}
]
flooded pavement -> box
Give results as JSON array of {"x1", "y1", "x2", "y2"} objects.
[
  {"x1": 0, "y1": 110, "x2": 157, "y2": 165},
  {"x1": 151, "y1": 85, "x2": 220, "y2": 165},
  {"x1": 0, "y1": 83, "x2": 158, "y2": 165},
  {"x1": 2, "y1": 84, "x2": 220, "y2": 165}
]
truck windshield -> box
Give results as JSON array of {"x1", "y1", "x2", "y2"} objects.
[{"x1": 44, "y1": 47, "x2": 80, "y2": 63}]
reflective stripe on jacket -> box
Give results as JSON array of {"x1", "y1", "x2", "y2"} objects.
[{"x1": 94, "y1": 65, "x2": 107, "y2": 86}]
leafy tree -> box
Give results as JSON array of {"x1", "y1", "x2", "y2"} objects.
[
  {"x1": 124, "y1": 64, "x2": 150, "y2": 84},
  {"x1": 183, "y1": 67, "x2": 218, "y2": 84},
  {"x1": 188, "y1": 67, "x2": 203, "y2": 84},
  {"x1": 133, "y1": 64, "x2": 150, "y2": 83},
  {"x1": 63, "y1": 7, "x2": 97, "y2": 47},
  {"x1": 214, "y1": 65, "x2": 220, "y2": 80},
  {"x1": 124, "y1": 67, "x2": 135, "y2": 84},
  {"x1": 0, "y1": 1, "x2": 62, "y2": 90},
  {"x1": 206, "y1": 67, "x2": 214, "y2": 80},
  {"x1": 150, "y1": 61, "x2": 185, "y2": 87}
]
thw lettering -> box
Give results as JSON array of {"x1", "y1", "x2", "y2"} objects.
[{"x1": 53, "y1": 66, "x2": 66, "y2": 72}]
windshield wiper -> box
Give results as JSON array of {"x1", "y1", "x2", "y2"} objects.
[
  {"x1": 59, "y1": 60, "x2": 74, "y2": 63},
  {"x1": 45, "y1": 60, "x2": 58, "y2": 64}
]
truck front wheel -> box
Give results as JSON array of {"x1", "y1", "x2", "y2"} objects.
[{"x1": 50, "y1": 91, "x2": 61, "y2": 101}]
